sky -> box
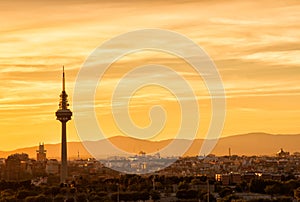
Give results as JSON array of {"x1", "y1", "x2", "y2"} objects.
[{"x1": 0, "y1": 0, "x2": 299, "y2": 151}]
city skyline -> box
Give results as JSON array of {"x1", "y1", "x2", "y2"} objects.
[{"x1": 0, "y1": 0, "x2": 300, "y2": 151}]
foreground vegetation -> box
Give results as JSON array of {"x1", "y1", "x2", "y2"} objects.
[{"x1": 1, "y1": 174, "x2": 300, "y2": 202}]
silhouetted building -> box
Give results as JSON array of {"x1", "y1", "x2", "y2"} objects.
[
  {"x1": 46, "y1": 159, "x2": 60, "y2": 175},
  {"x1": 36, "y1": 143, "x2": 47, "y2": 161},
  {"x1": 55, "y1": 66, "x2": 72, "y2": 183},
  {"x1": 5, "y1": 153, "x2": 31, "y2": 181},
  {"x1": 0, "y1": 158, "x2": 5, "y2": 180},
  {"x1": 32, "y1": 159, "x2": 46, "y2": 177},
  {"x1": 277, "y1": 148, "x2": 289, "y2": 157},
  {"x1": 215, "y1": 173, "x2": 241, "y2": 185}
]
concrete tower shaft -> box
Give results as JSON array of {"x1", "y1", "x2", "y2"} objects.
[{"x1": 55, "y1": 66, "x2": 72, "y2": 183}]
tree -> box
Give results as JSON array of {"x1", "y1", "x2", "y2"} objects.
[
  {"x1": 1, "y1": 189, "x2": 14, "y2": 198},
  {"x1": 89, "y1": 195, "x2": 102, "y2": 202},
  {"x1": 76, "y1": 193, "x2": 87, "y2": 202},
  {"x1": 218, "y1": 187, "x2": 233, "y2": 198},
  {"x1": 191, "y1": 178, "x2": 201, "y2": 185},
  {"x1": 50, "y1": 186, "x2": 60, "y2": 197},
  {"x1": 111, "y1": 191, "x2": 149, "y2": 202},
  {"x1": 138, "y1": 191, "x2": 149, "y2": 201},
  {"x1": 17, "y1": 190, "x2": 37, "y2": 200},
  {"x1": 0, "y1": 196, "x2": 17, "y2": 202},
  {"x1": 200, "y1": 175, "x2": 208, "y2": 182},
  {"x1": 150, "y1": 190, "x2": 160, "y2": 201},
  {"x1": 35, "y1": 194, "x2": 52, "y2": 202},
  {"x1": 249, "y1": 179, "x2": 267, "y2": 193},
  {"x1": 284, "y1": 180, "x2": 300, "y2": 195},
  {"x1": 54, "y1": 194, "x2": 65, "y2": 202},
  {"x1": 25, "y1": 196, "x2": 36, "y2": 202},
  {"x1": 176, "y1": 189, "x2": 197, "y2": 199},
  {"x1": 202, "y1": 193, "x2": 217, "y2": 202},
  {"x1": 178, "y1": 181, "x2": 189, "y2": 190},
  {"x1": 294, "y1": 187, "x2": 300, "y2": 201},
  {"x1": 66, "y1": 198, "x2": 75, "y2": 202},
  {"x1": 222, "y1": 194, "x2": 239, "y2": 202},
  {"x1": 265, "y1": 184, "x2": 282, "y2": 196}
]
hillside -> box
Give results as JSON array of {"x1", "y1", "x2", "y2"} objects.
[{"x1": 0, "y1": 133, "x2": 299, "y2": 159}]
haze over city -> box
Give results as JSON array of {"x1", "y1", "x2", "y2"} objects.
[{"x1": 0, "y1": 0, "x2": 299, "y2": 152}]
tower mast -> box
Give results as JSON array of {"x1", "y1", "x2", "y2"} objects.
[
  {"x1": 62, "y1": 65, "x2": 65, "y2": 92},
  {"x1": 56, "y1": 66, "x2": 72, "y2": 183}
]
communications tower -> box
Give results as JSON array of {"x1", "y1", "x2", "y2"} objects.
[{"x1": 55, "y1": 66, "x2": 72, "y2": 183}]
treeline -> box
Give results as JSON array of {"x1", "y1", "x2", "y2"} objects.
[
  {"x1": 1, "y1": 175, "x2": 300, "y2": 202},
  {"x1": 0, "y1": 175, "x2": 210, "y2": 202},
  {"x1": 249, "y1": 179, "x2": 300, "y2": 195}
]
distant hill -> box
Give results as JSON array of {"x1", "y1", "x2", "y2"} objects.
[{"x1": 0, "y1": 132, "x2": 299, "y2": 159}]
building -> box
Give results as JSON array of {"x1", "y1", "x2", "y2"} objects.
[
  {"x1": 277, "y1": 148, "x2": 289, "y2": 157},
  {"x1": 5, "y1": 153, "x2": 31, "y2": 181},
  {"x1": 36, "y1": 143, "x2": 47, "y2": 161},
  {"x1": 55, "y1": 66, "x2": 72, "y2": 183},
  {"x1": 46, "y1": 159, "x2": 60, "y2": 175},
  {"x1": 0, "y1": 158, "x2": 5, "y2": 179},
  {"x1": 215, "y1": 173, "x2": 242, "y2": 185}
]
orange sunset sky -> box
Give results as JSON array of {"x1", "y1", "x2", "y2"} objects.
[{"x1": 0, "y1": 0, "x2": 299, "y2": 151}]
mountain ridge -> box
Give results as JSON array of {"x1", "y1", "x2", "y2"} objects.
[{"x1": 1, "y1": 132, "x2": 299, "y2": 159}]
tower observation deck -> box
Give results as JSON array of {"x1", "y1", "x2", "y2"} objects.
[{"x1": 55, "y1": 66, "x2": 72, "y2": 183}]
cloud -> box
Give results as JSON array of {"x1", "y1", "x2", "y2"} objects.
[
  {"x1": 0, "y1": 0, "x2": 299, "y2": 150},
  {"x1": 241, "y1": 50, "x2": 300, "y2": 66}
]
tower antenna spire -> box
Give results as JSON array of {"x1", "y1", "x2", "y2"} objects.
[{"x1": 62, "y1": 65, "x2": 65, "y2": 92}]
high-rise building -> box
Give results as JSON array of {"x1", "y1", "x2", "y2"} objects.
[
  {"x1": 46, "y1": 159, "x2": 60, "y2": 175},
  {"x1": 55, "y1": 66, "x2": 72, "y2": 183},
  {"x1": 36, "y1": 143, "x2": 47, "y2": 161},
  {"x1": 5, "y1": 153, "x2": 30, "y2": 181}
]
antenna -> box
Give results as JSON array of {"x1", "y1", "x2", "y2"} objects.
[{"x1": 62, "y1": 66, "x2": 65, "y2": 92}]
